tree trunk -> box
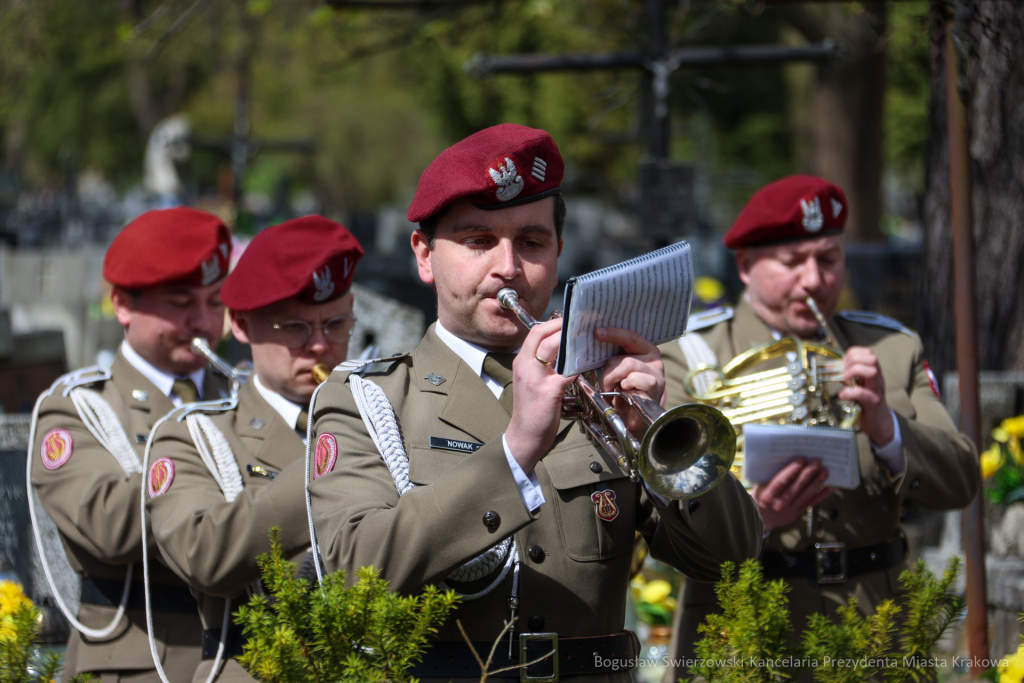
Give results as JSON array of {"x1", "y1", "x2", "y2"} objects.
[{"x1": 921, "y1": 1, "x2": 1024, "y2": 377}]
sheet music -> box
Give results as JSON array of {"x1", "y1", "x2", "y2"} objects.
[
  {"x1": 557, "y1": 242, "x2": 693, "y2": 376},
  {"x1": 742, "y1": 423, "x2": 861, "y2": 490}
]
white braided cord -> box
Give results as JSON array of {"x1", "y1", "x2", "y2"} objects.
[
  {"x1": 69, "y1": 387, "x2": 142, "y2": 475},
  {"x1": 185, "y1": 413, "x2": 243, "y2": 503},
  {"x1": 349, "y1": 374, "x2": 514, "y2": 595},
  {"x1": 678, "y1": 334, "x2": 720, "y2": 396}
]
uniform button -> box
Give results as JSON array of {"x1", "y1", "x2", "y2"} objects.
[
  {"x1": 590, "y1": 462, "x2": 603, "y2": 473},
  {"x1": 688, "y1": 498, "x2": 702, "y2": 514},
  {"x1": 827, "y1": 507, "x2": 840, "y2": 520},
  {"x1": 528, "y1": 546, "x2": 545, "y2": 563},
  {"x1": 482, "y1": 511, "x2": 501, "y2": 530},
  {"x1": 528, "y1": 615, "x2": 546, "y2": 631}
]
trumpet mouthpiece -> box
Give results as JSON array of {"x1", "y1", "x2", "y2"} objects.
[
  {"x1": 497, "y1": 288, "x2": 518, "y2": 309},
  {"x1": 191, "y1": 337, "x2": 210, "y2": 354},
  {"x1": 312, "y1": 363, "x2": 331, "y2": 385}
]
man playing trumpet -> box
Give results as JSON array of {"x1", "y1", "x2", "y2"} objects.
[
  {"x1": 146, "y1": 216, "x2": 363, "y2": 683},
  {"x1": 658, "y1": 175, "x2": 979, "y2": 682},
  {"x1": 307, "y1": 123, "x2": 762, "y2": 682}
]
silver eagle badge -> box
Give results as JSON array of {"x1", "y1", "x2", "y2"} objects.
[
  {"x1": 312, "y1": 265, "x2": 335, "y2": 302},
  {"x1": 800, "y1": 196, "x2": 824, "y2": 232},
  {"x1": 200, "y1": 256, "x2": 221, "y2": 286},
  {"x1": 488, "y1": 157, "x2": 524, "y2": 202}
]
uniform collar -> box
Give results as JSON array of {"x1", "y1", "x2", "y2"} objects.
[
  {"x1": 434, "y1": 320, "x2": 488, "y2": 378},
  {"x1": 119, "y1": 340, "x2": 206, "y2": 403},
  {"x1": 252, "y1": 374, "x2": 304, "y2": 431}
]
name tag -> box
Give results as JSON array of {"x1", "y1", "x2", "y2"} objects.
[
  {"x1": 246, "y1": 464, "x2": 279, "y2": 479},
  {"x1": 429, "y1": 437, "x2": 484, "y2": 454}
]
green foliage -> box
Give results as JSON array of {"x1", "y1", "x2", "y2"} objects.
[
  {"x1": 684, "y1": 558, "x2": 964, "y2": 683},
  {"x1": 0, "y1": 599, "x2": 61, "y2": 683},
  {"x1": 234, "y1": 527, "x2": 459, "y2": 683},
  {"x1": 885, "y1": 1, "x2": 932, "y2": 192}
]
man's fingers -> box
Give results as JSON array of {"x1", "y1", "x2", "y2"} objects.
[
  {"x1": 772, "y1": 462, "x2": 825, "y2": 511},
  {"x1": 595, "y1": 327, "x2": 657, "y2": 356},
  {"x1": 762, "y1": 458, "x2": 808, "y2": 499},
  {"x1": 517, "y1": 318, "x2": 563, "y2": 359}
]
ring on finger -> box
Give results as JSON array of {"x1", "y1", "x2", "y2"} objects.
[{"x1": 535, "y1": 355, "x2": 553, "y2": 366}]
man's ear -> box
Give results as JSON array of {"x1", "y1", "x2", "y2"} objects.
[
  {"x1": 411, "y1": 230, "x2": 434, "y2": 285},
  {"x1": 735, "y1": 248, "x2": 752, "y2": 286},
  {"x1": 110, "y1": 287, "x2": 133, "y2": 327},
  {"x1": 230, "y1": 310, "x2": 252, "y2": 344},
  {"x1": 557, "y1": 238, "x2": 563, "y2": 257}
]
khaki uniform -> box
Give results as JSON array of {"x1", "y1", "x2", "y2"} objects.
[
  {"x1": 30, "y1": 350, "x2": 228, "y2": 681},
  {"x1": 308, "y1": 324, "x2": 763, "y2": 683},
  {"x1": 146, "y1": 378, "x2": 311, "y2": 683},
  {"x1": 658, "y1": 296, "x2": 978, "y2": 682}
]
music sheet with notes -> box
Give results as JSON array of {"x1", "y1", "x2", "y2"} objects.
[
  {"x1": 742, "y1": 423, "x2": 861, "y2": 490},
  {"x1": 556, "y1": 241, "x2": 693, "y2": 376}
]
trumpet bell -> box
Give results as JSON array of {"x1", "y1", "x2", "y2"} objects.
[{"x1": 640, "y1": 403, "x2": 737, "y2": 500}]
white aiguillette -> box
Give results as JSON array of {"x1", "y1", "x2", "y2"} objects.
[
  {"x1": 742, "y1": 423, "x2": 861, "y2": 490},
  {"x1": 556, "y1": 241, "x2": 694, "y2": 377}
]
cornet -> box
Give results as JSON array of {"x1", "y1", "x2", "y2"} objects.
[
  {"x1": 191, "y1": 337, "x2": 252, "y2": 399},
  {"x1": 497, "y1": 288, "x2": 736, "y2": 500}
]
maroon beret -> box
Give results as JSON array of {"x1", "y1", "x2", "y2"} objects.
[
  {"x1": 221, "y1": 215, "x2": 364, "y2": 311},
  {"x1": 104, "y1": 207, "x2": 231, "y2": 289},
  {"x1": 723, "y1": 175, "x2": 848, "y2": 249},
  {"x1": 407, "y1": 123, "x2": 564, "y2": 223}
]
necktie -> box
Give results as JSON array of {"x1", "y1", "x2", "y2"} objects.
[
  {"x1": 296, "y1": 408, "x2": 309, "y2": 435},
  {"x1": 171, "y1": 378, "x2": 199, "y2": 404},
  {"x1": 483, "y1": 352, "x2": 516, "y2": 416}
]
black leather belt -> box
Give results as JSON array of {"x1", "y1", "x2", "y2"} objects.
[
  {"x1": 410, "y1": 630, "x2": 639, "y2": 682},
  {"x1": 202, "y1": 624, "x2": 247, "y2": 660},
  {"x1": 761, "y1": 536, "x2": 908, "y2": 585},
  {"x1": 80, "y1": 577, "x2": 198, "y2": 614}
]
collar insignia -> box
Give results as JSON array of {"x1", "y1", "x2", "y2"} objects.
[
  {"x1": 247, "y1": 463, "x2": 279, "y2": 479},
  {"x1": 312, "y1": 265, "x2": 335, "y2": 302},
  {"x1": 132, "y1": 390, "x2": 149, "y2": 402},
  {"x1": 201, "y1": 255, "x2": 221, "y2": 286},
  {"x1": 135, "y1": 433, "x2": 148, "y2": 444},
  {"x1": 488, "y1": 157, "x2": 524, "y2": 202},
  {"x1": 426, "y1": 373, "x2": 446, "y2": 386},
  {"x1": 800, "y1": 196, "x2": 824, "y2": 232},
  {"x1": 249, "y1": 418, "x2": 265, "y2": 430}
]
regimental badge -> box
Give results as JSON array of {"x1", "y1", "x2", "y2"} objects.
[
  {"x1": 312, "y1": 265, "x2": 335, "y2": 302},
  {"x1": 313, "y1": 433, "x2": 338, "y2": 480},
  {"x1": 488, "y1": 157, "x2": 524, "y2": 202},
  {"x1": 148, "y1": 458, "x2": 175, "y2": 498},
  {"x1": 426, "y1": 374, "x2": 446, "y2": 386},
  {"x1": 132, "y1": 390, "x2": 148, "y2": 402},
  {"x1": 924, "y1": 360, "x2": 941, "y2": 398},
  {"x1": 591, "y1": 490, "x2": 619, "y2": 522},
  {"x1": 800, "y1": 196, "x2": 824, "y2": 232},
  {"x1": 40, "y1": 428, "x2": 73, "y2": 470},
  {"x1": 200, "y1": 255, "x2": 221, "y2": 286}
]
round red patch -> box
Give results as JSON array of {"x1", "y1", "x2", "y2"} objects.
[
  {"x1": 923, "y1": 360, "x2": 941, "y2": 398},
  {"x1": 313, "y1": 433, "x2": 338, "y2": 480},
  {"x1": 40, "y1": 429, "x2": 73, "y2": 470},
  {"x1": 148, "y1": 458, "x2": 175, "y2": 498}
]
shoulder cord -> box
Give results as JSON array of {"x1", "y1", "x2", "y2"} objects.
[
  {"x1": 25, "y1": 386, "x2": 133, "y2": 639},
  {"x1": 141, "y1": 407, "x2": 233, "y2": 683},
  {"x1": 69, "y1": 387, "x2": 143, "y2": 475},
  {"x1": 677, "y1": 334, "x2": 720, "y2": 397},
  {"x1": 304, "y1": 380, "x2": 329, "y2": 587},
  {"x1": 185, "y1": 413, "x2": 243, "y2": 503},
  {"x1": 349, "y1": 374, "x2": 517, "y2": 599}
]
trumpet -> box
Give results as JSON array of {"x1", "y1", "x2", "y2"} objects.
[
  {"x1": 191, "y1": 337, "x2": 252, "y2": 399},
  {"x1": 497, "y1": 288, "x2": 736, "y2": 500}
]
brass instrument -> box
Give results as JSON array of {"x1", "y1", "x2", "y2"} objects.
[
  {"x1": 497, "y1": 287, "x2": 736, "y2": 500},
  {"x1": 312, "y1": 363, "x2": 331, "y2": 384},
  {"x1": 191, "y1": 337, "x2": 252, "y2": 399}
]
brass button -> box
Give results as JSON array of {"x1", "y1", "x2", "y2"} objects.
[
  {"x1": 589, "y1": 462, "x2": 603, "y2": 473},
  {"x1": 528, "y1": 615, "x2": 545, "y2": 631},
  {"x1": 482, "y1": 511, "x2": 501, "y2": 530},
  {"x1": 528, "y1": 545, "x2": 545, "y2": 563},
  {"x1": 688, "y1": 498, "x2": 702, "y2": 514}
]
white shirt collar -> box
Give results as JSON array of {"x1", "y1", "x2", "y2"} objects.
[
  {"x1": 120, "y1": 340, "x2": 205, "y2": 403},
  {"x1": 253, "y1": 374, "x2": 304, "y2": 431},
  {"x1": 434, "y1": 321, "x2": 489, "y2": 378}
]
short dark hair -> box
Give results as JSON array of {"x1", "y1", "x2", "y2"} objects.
[{"x1": 418, "y1": 194, "x2": 566, "y2": 249}]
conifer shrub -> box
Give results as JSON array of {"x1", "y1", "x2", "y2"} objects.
[{"x1": 0, "y1": 580, "x2": 71, "y2": 683}]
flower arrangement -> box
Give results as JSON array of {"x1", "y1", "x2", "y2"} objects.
[{"x1": 981, "y1": 416, "x2": 1024, "y2": 504}]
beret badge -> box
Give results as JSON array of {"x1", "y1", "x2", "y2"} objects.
[
  {"x1": 800, "y1": 197, "x2": 824, "y2": 233},
  {"x1": 489, "y1": 156, "x2": 524, "y2": 202}
]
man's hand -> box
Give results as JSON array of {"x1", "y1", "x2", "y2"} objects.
[
  {"x1": 838, "y1": 346, "x2": 895, "y2": 446},
  {"x1": 505, "y1": 318, "x2": 575, "y2": 475},
  {"x1": 596, "y1": 327, "x2": 665, "y2": 438},
  {"x1": 750, "y1": 458, "x2": 834, "y2": 531}
]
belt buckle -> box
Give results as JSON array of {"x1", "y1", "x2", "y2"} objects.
[
  {"x1": 520, "y1": 632, "x2": 559, "y2": 682},
  {"x1": 815, "y1": 542, "x2": 847, "y2": 584}
]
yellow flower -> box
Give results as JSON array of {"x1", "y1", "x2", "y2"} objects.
[
  {"x1": 1011, "y1": 438, "x2": 1024, "y2": 467},
  {"x1": 0, "y1": 581, "x2": 32, "y2": 617},
  {"x1": 998, "y1": 642, "x2": 1024, "y2": 683},
  {"x1": 639, "y1": 579, "x2": 673, "y2": 605},
  {"x1": 982, "y1": 444, "x2": 1006, "y2": 479},
  {"x1": 994, "y1": 427, "x2": 1010, "y2": 444},
  {"x1": 1004, "y1": 416, "x2": 1024, "y2": 440}
]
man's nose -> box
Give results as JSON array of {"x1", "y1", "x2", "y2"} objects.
[
  {"x1": 799, "y1": 259, "x2": 822, "y2": 293},
  {"x1": 304, "y1": 325, "x2": 329, "y2": 355},
  {"x1": 493, "y1": 240, "x2": 519, "y2": 279},
  {"x1": 189, "y1": 304, "x2": 220, "y2": 336}
]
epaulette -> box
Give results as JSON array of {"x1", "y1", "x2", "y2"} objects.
[
  {"x1": 173, "y1": 397, "x2": 237, "y2": 422},
  {"x1": 835, "y1": 310, "x2": 914, "y2": 337},
  {"x1": 687, "y1": 306, "x2": 734, "y2": 333},
  {"x1": 333, "y1": 352, "x2": 410, "y2": 377},
  {"x1": 52, "y1": 365, "x2": 111, "y2": 397}
]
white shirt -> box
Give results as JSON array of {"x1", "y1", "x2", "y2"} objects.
[
  {"x1": 253, "y1": 375, "x2": 308, "y2": 444},
  {"x1": 120, "y1": 341, "x2": 206, "y2": 408},
  {"x1": 434, "y1": 321, "x2": 546, "y2": 512}
]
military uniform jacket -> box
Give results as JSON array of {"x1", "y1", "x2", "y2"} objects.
[
  {"x1": 657, "y1": 295, "x2": 978, "y2": 676},
  {"x1": 308, "y1": 324, "x2": 763, "y2": 683},
  {"x1": 147, "y1": 378, "x2": 311, "y2": 682},
  {"x1": 29, "y1": 350, "x2": 226, "y2": 678}
]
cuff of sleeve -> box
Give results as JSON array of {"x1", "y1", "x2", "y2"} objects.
[
  {"x1": 871, "y1": 409, "x2": 906, "y2": 476},
  {"x1": 642, "y1": 480, "x2": 671, "y2": 508},
  {"x1": 502, "y1": 433, "x2": 546, "y2": 512}
]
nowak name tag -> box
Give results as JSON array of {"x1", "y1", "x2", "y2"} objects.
[{"x1": 429, "y1": 437, "x2": 484, "y2": 454}]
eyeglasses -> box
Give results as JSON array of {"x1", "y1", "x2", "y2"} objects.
[{"x1": 270, "y1": 315, "x2": 357, "y2": 349}]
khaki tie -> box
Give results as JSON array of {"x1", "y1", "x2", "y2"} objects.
[
  {"x1": 482, "y1": 352, "x2": 516, "y2": 416},
  {"x1": 296, "y1": 408, "x2": 309, "y2": 435},
  {"x1": 171, "y1": 378, "x2": 199, "y2": 404}
]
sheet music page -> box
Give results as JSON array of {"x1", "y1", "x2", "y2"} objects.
[
  {"x1": 558, "y1": 242, "x2": 693, "y2": 376},
  {"x1": 742, "y1": 423, "x2": 861, "y2": 490}
]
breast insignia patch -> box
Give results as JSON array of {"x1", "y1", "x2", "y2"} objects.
[
  {"x1": 40, "y1": 428, "x2": 73, "y2": 470},
  {"x1": 313, "y1": 433, "x2": 338, "y2": 480},
  {"x1": 591, "y1": 489, "x2": 619, "y2": 522},
  {"x1": 924, "y1": 360, "x2": 941, "y2": 398},
  {"x1": 148, "y1": 458, "x2": 175, "y2": 498}
]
